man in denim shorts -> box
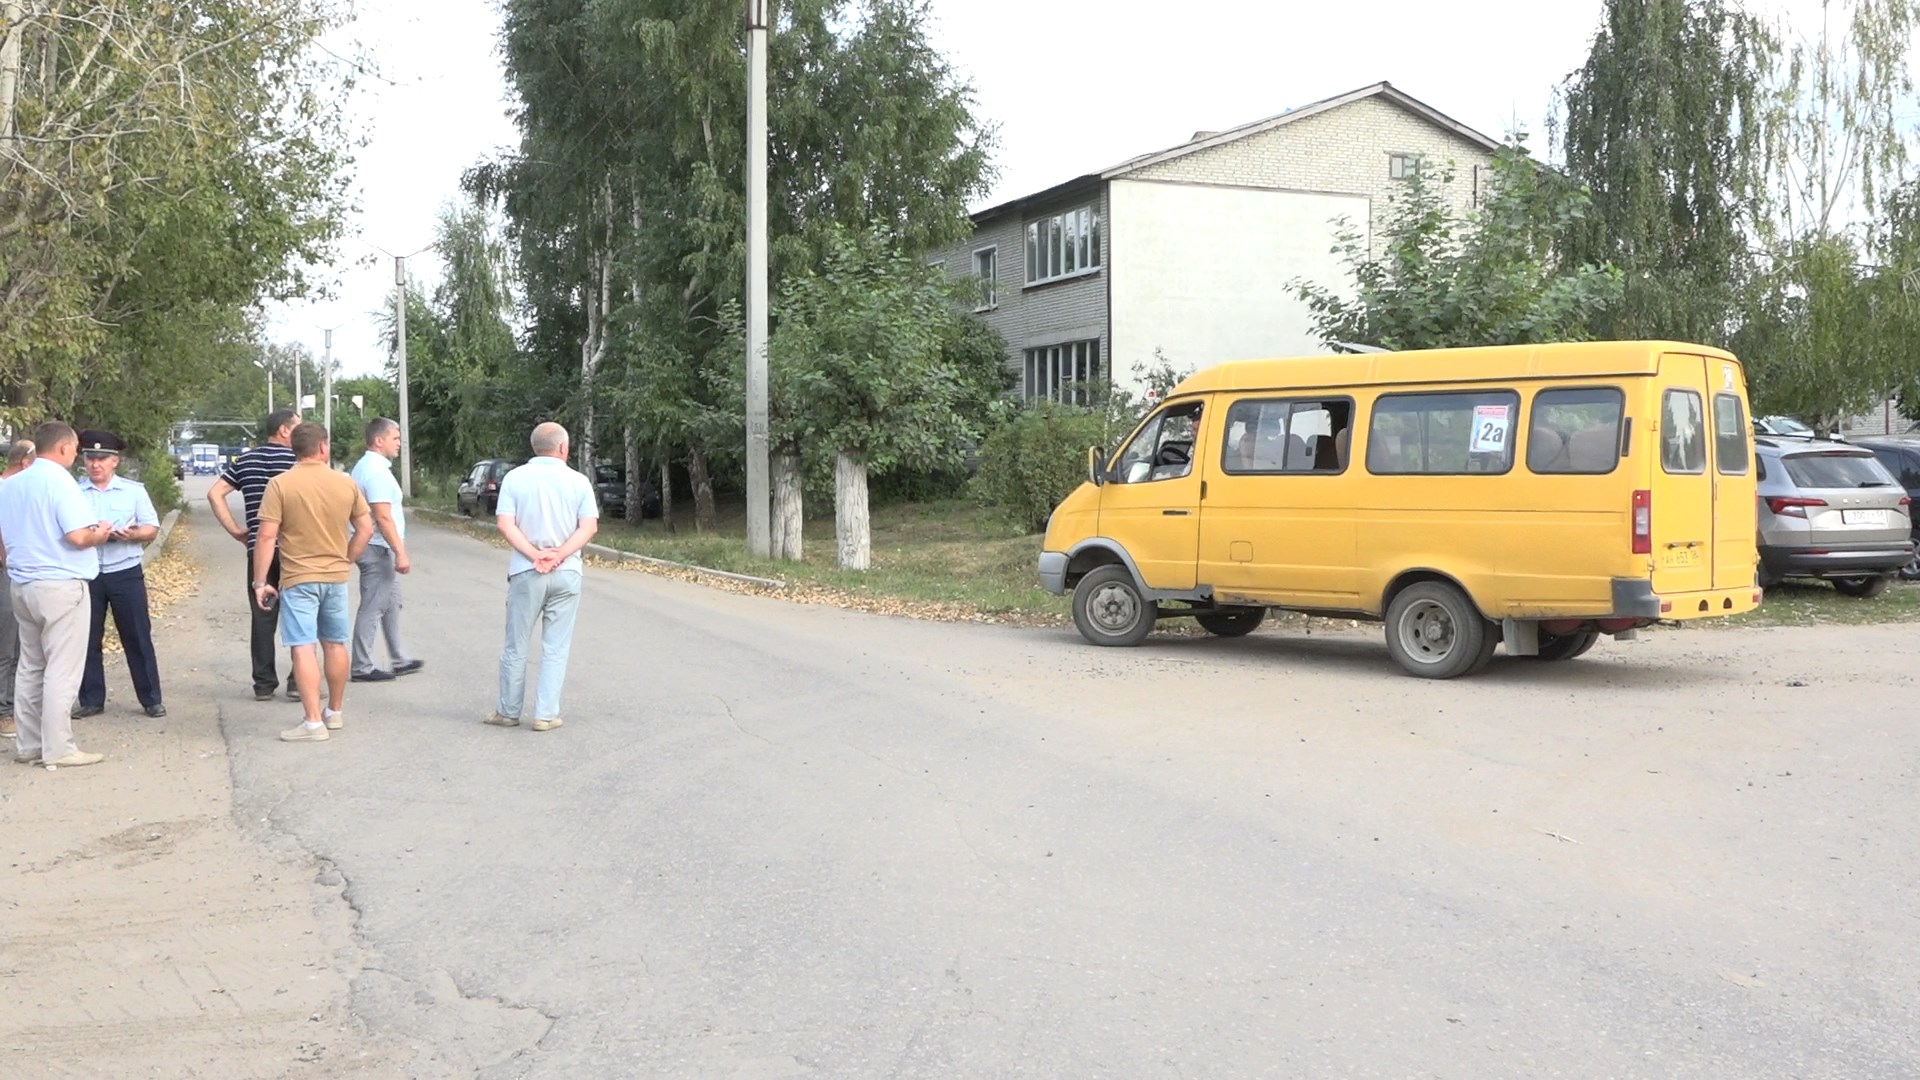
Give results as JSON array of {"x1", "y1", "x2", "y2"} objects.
[{"x1": 251, "y1": 422, "x2": 372, "y2": 743}]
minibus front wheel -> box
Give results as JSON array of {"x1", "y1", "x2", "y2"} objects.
[
  {"x1": 1385, "y1": 581, "x2": 1497, "y2": 679},
  {"x1": 1072, "y1": 565, "x2": 1158, "y2": 647}
]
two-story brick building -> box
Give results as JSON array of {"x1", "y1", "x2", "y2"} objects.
[{"x1": 937, "y1": 81, "x2": 1503, "y2": 402}]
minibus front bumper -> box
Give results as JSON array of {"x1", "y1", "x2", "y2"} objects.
[{"x1": 1038, "y1": 552, "x2": 1069, "y2": 595}]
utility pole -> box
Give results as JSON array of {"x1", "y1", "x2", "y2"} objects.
[
  {"x1": 743, "y1": 0, "x2": 771, "y2": 558},
  {"x1": 322, "y1": 328, "x2": 334, "y2": 438},
  {"x1": 394, "y1": 254, "x2": 413, "y2": 498},
  {"x1": 294, "y1": 361, "x2": 303, "y2": 418}
]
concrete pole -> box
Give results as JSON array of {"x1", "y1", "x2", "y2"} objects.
[
  {"x1": 294, "y1": 362, "x2": 303, "y2": 418},
  {"x1": 323, "y1": 329, "x2": 334, "y2": 438},
  {"x1": 395, "y1": 255, "x2": 413, "y2": 498},
  {"x1": 743, "y1": 0, "x2": 771, "y2": 558}
]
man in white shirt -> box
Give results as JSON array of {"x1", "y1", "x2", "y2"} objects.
[
  {"x1": 348, "y1": 418, "x2": 420, "y2": 682},
  {"x1": 0, "y1": 422, "x2": 116, "y2": 767},
  {"x1": 484, "y1": 422, "x2": 598, "y2": 733}
]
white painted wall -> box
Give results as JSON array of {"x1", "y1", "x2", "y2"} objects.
[{"x1": 1107, "y1": 178, "x2": 1367, "y2": 391}]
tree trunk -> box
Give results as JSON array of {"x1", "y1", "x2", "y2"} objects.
[
  {"x1": 771, "y1": 447, "x2": 803, "y2": 561},
  {"x1": 834, "y1": 450, "x2": 871, "y2": 571},
  {"x1": 0, "y1": 2, "x2": 24, "y2": 152},
  {"x1": 576, "y1": 177, "x2": 615, "y2": 472},
  {"x1": 688, "y1": 447, "x2": 717, "y2": 533},
  {"x1": 623, "y1": 425, "x2": 642, "y2": 524},
  {"x1": 658, "y1": 459, "x2": 675, "y2": 533}
]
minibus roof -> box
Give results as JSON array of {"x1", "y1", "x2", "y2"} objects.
[{"x1": 1171, "y1": 341, "x2": 1742, "y2": 396}]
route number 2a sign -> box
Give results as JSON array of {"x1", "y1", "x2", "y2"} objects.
[{"x1": 1470, "y1": 404, "x2": 1511, "y2": 454}]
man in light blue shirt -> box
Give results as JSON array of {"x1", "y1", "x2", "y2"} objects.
[
  {"x1": 484, "y1": 422, "x2": 598, "y2": 733},
  {"x1": 348, "y1": 417, "x2": 420, "y2": 682},
  {"x1": 0, "y1": 421, "x2": 115, "y2": 768},
  {"x1": 73, "y1": 430, "x2": 164, "y2": 720}
]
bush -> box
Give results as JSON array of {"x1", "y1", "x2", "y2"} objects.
[
  {"x1": 971, "y1": 404, "x2": 1108, "y2": 532},
  {"x1": 131, "y1": 456, "x2": 182, "y2": 513}
]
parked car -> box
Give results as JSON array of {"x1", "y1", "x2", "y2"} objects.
[
  {"x1": 1755, "y1": 437, "x2": 1913, "y2": 596},
  {"x1": 1752, "y1": 414, "x2": 1844, "y2": 441},
  {"x1": 592, "y1": 464, "x2": 662, "y2": 519},
  {"x1": 457, "y1": 459, "x2": 523, "y2": 517},
  {"x1": 1847, "y1": 437, "x2": 1920, "y2": 579}
]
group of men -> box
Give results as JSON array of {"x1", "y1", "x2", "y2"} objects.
[
  {"x1": 207, "y1": 412, "x2": 598, "y2": 741},
  {"x1": 0, "y1": 408, "x2": 599, "y2": 769},
  {"x1": 0, "y1": 422, "x2": 166, "y2": 767}
]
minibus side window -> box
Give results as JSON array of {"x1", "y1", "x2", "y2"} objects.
[
  {"x1": 1366, "y1": 390, "x2": 1519, "y2": 475},
  {"x1": 1661, "y1": 390, "x2": 1707, "y2": 474},
  {"x1": 1528, "y1": 387, "x2": 1624, "y2": 474},
  {"x1": 1221, "y1": 398, "x2": 1354, "y2": 474},
  {"x1": 1712, "y1": 393, "x2": 1749, "y2": 475},
  {"x1": 1112, "y1": 401, "x2": 1203, "y2": 484}
]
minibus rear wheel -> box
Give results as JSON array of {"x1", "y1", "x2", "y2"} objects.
[
  {"x1": 1533, "y1": 629, "x2": 1600, "y2": 661},
  {"x1": 1384, "y1": 581, "x2": 1497, "y2": 678},
  {"x1": 1072, "y1": 565, "x2": 1158, "y2": 647},
  {"x1": 1194, "y1": 607, "x2": 1265, "y2": 637}
]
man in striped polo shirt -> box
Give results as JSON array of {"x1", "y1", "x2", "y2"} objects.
[{"x1": 208, "y1": 409, "x2": 299, "y2": 701}]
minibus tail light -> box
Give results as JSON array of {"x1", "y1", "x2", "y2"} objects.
[{"x1": 1632, "y1": 490, "x2": 1651, "y2": 555}]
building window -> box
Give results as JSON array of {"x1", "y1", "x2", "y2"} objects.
[
  {"x1": 1389, "y1": 153, "x2": 1420, "y2": 181},
  {"x1": 1024, "y1": 204, "x2": 1102, "y2": 285},
  {"x1": 1023, "y1": 339, "x2": 1101, "y2": 405},
  {"x1": 973, "y1": 247, "x2": 997, "y2": 310}
]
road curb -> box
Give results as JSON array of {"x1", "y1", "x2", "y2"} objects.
[
  {"x1": 143, "y1": 508, "x2": 181, "y2": 568},
  {"x1": 414, "y1": 506, "x2": 787, "y2": 590}
]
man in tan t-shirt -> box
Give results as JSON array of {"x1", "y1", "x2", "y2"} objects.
[{"x1": 252, "y1": 422, "x2": 372, "y2": 743}]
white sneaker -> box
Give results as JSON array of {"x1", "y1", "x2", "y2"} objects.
[
  {"x1": 280, "y1": 722, "x2": 329, "y2": 742},
  {"x1": 531, "y1": 717, "x2": 563, "y2": 732},
  {"x1": 43, "y1": 750, "x2": 104, "y2": 767},
  {"x1": 323, "y1": 708, "x2": 344, "y2": 731}
]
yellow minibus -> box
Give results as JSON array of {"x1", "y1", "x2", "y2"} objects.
[{"x1": 1037, "y1": 341, "x2": 1761, "y2": 678}]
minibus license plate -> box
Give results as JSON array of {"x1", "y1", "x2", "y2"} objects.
[{"x1": 1843, "y1": 509, "x2": 1888, "y2": 525}]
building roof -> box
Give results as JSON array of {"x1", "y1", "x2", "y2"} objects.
[{"x1": 972, "y1": 81, "x2": 1505, "y2": 224}]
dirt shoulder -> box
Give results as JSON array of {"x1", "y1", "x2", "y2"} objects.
[{"x1": 0, "y1": 519, "x2": 404, "y2": 1078}]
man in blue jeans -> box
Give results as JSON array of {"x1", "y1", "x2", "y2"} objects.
[
  {"x1": 485, "y1": 422, "x2": 599, "y2": 732},
  {"x1": 251, "y1": 423, "x2": 373, "y2": 743}
]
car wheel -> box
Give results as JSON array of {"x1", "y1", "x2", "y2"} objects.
[
  {"x1": 1193, "y1": 606, "x2": 1265, "y2": 637},
  {"x1": 1901, "y1": 549, "x2": 1920, "y2": 582},
  {"x1": 1385, "y1": 581, "x2": 1497, "y2": 679},
  {"x1": 1532, "y1": 629, "x2": 1600, "y2": 661},
  {"x1": 1071, "y1": 565, "x2": 1158, "y2": 647},
  {"x1": 1831, "y1": 574, "x2": 1892, "y2": 599}
]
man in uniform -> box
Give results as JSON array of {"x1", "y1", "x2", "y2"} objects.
[
  {"x1": 0, "y1": 421, "x2": 115, "y2": 768},
  {"x1": 0, "y1": 439, "x2": 35, "y2": 740},
  {"x1": 348, "y1": 417, "x2": 421, "y2": 682},
  {"x1": 72, "y1": 430, "x2": 164, "y2": 719},
  {"x1": 208, "y1": 409, "x2": 298, "y2": 700},
  {"x1": 253, "y1": 422, "x2": 373, "y2": 743}
]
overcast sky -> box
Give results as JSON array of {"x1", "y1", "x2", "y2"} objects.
[{"x1": 267, "y1": 0, "x2": 1860, "y2": 381}]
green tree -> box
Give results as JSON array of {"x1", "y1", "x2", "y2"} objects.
[
  {"x1": 770, "y1": 226, "x2": 988, "y2": 569},
  {"x1": 1295, "y1": 144, "x2": 1624, "y2": 350},
  {"x1": 1, "y1": 0, "x2": 354, "y2": 451},
  {"x1": 1554, "y1": 0, "x2": 1776, "y2": 343}
]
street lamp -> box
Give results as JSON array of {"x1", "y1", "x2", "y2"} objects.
[
  {"x1": 743, "y1": 0, "x2": 771, "y2": 558},
  {"x1": 252, "y1": 356, "x2": 273, "y2": 414}
]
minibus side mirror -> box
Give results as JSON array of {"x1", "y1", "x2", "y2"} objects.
[{"x1": 1087, "y1": 446, "x2": 1105, "y2": 486}]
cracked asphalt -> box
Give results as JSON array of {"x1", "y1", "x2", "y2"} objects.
[{"x1": 191, "y1": 478, "x2": 1920, "y2": 1078}]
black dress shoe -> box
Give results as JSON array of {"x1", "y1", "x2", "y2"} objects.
[
  {"x1": 70, "y1": 704, "x2": 104, "y2": 719},
  {"x1": 144, "y1": 704, "x2": 167, "y2": 718},
  {"x1": 393, "y1": 659, "x2": 425, "y2": 676},
  {"x1": 350, "y1": 669, "x2": 396, "y2": 683}
]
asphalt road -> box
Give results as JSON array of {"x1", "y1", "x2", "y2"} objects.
[{"x1": 189, "y1": 476, "x2": 1919, "y2": 1078}]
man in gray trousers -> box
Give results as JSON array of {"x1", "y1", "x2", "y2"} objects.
[
  {"x1": 0, "y1": 439, "x2": 35, "y2": 740},
  {"x1": 348, "y1": 418, "x2": 422, "y2": 682}
]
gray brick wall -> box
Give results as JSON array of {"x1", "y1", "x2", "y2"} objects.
[{"x1": 941, "y1": 186, "x2": 1111, "y2": 397}]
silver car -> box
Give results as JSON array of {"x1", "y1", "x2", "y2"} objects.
[{"x1": 1756, "y1": 439, "x2": 1913, "y2": 597}]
